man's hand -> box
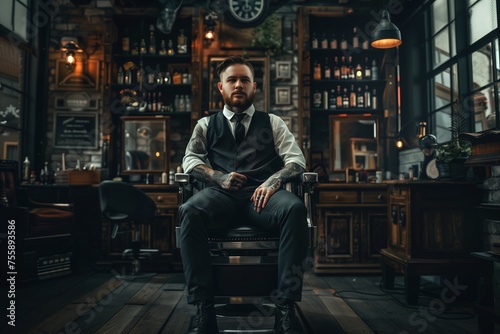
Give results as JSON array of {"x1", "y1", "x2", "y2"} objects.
[
  {"x1": 192, "y1": 165, "x2": 246, "y2": 191},
  {"x1": 251, "y1": 177, "x2": 281, "y2": 213},
  {"x1": 216, "y1": 172, "x2": 247, "y2": 191}
]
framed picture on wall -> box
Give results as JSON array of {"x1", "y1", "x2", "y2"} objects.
[
  {"x1": 275, "y1": 86, "x2": 291, "y2": 105},
  {"x1": 276, "y1": 61, "x2": 292, "y2": 79},
  {"x1": 208, "y1": 56, "x2": 269, "y2": 112}
]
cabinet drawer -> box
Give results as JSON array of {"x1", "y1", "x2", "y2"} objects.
[
  {"x1": 319, "y1": 191, "x2": 357, "y2": 204},
  {"x1": 147, "y1": 192, "x2": 178, "y2": 206},
  {"x1": 362, "y1": 191, "x2": 387, "y2": 204}
]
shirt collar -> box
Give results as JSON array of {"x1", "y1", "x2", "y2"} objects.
[{"x1": 223, "y1": 105, "x2": 255, "y2": 120}]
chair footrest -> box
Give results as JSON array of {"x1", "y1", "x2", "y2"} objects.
[{"x1": 122, "y1": 249, "x2": 160, "y2": 259}]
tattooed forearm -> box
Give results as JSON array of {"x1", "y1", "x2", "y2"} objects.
[
  {"x1": 189, "y1": 126, "x2": 207, "y2": 155},
  {"x1": 191, "y1": 165, "x2": 225, "y2": 185},
  {"x1": 262, "y1": 162, "x2": 305, "y2": 189}
]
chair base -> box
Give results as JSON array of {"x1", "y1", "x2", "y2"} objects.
[{"x1": 214, "y1": 302, "x2": 277, "y2": 333}]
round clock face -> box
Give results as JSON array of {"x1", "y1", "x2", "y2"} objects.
[
  {"x1": 226, "y1": 0, "x2": 269, "y2": 26},
  {"x1": 426, "y1": 158, "x2": 440, "y2": 180}
]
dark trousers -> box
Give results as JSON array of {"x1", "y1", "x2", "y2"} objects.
[{"x1": 179, "y1": 186, "x2": 309, "y2": 305}]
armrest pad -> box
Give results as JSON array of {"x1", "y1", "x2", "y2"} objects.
[
  {"x1": 301, "y1": 172, "x2": 318, "y2": 184},
  {"x1": 174, "y1": 172, "x2": 190, "y2": 185}
]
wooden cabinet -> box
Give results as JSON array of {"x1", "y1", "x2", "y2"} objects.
[
  {"x1": 314, "y1": 183, "x2": 388, "y2": 273},
  {"x1": 99, "y1": 184, "x2": 180, "y2": 271},
  {"x1": 381, "y1": 181, "x2": 486, "y2": 304}
]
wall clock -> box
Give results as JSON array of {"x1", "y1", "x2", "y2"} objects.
[{"x1": 225, "y1": 0, "x2": 270, "y2": 27}]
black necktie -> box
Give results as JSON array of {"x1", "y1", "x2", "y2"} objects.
[{"x1": 234, "y1": 113, "x2": 246, "y2": 145}]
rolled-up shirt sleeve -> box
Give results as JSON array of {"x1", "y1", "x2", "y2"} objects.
[
  {"x1": 269, "y1": 114, "x2": 306, "y2": 169},
  {"x1": 182, "y1": 117, "x2": 210, "y2": 173}
]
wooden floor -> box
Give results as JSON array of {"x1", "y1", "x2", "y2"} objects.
[{"x1": 1, "y1": 263, "x2": 494, "y2": 334}]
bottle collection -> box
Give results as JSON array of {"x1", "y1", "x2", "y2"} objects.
[
  {"x1": 114, "y1": 20, "x2": 192, "y2": 114},
  {"x1": 313, "y1": 85, "x2": 377, "y2": 110},
  {"x1": 142, "y1": 92, "x2": 192, "y2": 113},
  {"x1": 312, "y1": 56, "x2": 379, "y2": 81},
  {"x1": 116, "y1": 63, "x2": 191, "y2": 86},
  {"x1": 310, "y1": 27, "x2": 369, "y2": 51},
  {"x1": 310, "y1": 25, "x2": 382, "y2": 111},
  {"x1": 121, "y1": 25, "x2": 188, "y2": 56}
]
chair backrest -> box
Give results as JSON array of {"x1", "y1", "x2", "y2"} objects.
[{"x1": 99, "y1": 181, "x2": 156, "y2": 221}]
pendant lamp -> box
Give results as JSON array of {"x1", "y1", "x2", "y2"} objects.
[{"x1": 371, "y1": 10, "x2": 402, "y2": 49}]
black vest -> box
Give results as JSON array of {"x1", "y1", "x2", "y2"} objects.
[{"x1": 206, "y1": 111, "x2": 283, "y2": 185}]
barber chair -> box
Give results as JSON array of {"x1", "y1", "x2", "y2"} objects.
[
  {"x1": 175, "y1": 172, "x2": 318, "y2": 332},
  {"x1": 99, "y1": 180, "x2": 159, "y2": 279}
]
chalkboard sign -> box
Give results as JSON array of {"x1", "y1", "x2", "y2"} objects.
[{"x1": 54, "y1": 113, "x2": 98, "y2": 149}]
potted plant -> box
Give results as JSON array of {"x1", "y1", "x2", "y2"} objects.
[{"x1": 436, "y1": 98, "x2": 471, "y2": 179}]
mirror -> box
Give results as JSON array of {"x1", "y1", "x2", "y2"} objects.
[
  {"x1": 121, "y1": 116, "x2": 170, "y2": 174},
  {"x1": 329, "y1": 115, "x2": 379, "y2": 171}
]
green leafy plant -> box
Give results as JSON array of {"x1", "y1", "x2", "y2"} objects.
[
  {"x1": 436, "y1": 98, "x2": 471, "y2": 162},
  {"x1": 251, "y1": 15, "x2": 283, "y2": 55}
]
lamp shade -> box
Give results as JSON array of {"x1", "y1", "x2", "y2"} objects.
[{"x1": 371, "y1": 10, "x2": 402, "y2": 49}]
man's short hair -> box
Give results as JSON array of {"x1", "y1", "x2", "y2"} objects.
[{"x1": 216, "y1": 56, "x2": 255, "y2": 79}]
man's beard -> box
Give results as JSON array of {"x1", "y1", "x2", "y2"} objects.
[{"x1": 223, "y1": 90, "x2": 255, "y2": 110}]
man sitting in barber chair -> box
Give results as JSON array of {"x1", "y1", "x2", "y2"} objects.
[{"x1": 179, "y1": 56, "x2": 308, "y2": 334}]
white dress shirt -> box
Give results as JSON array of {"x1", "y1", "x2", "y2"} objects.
[{"x1": 182, "y1": 104, "x2": 306, "y2": 173}]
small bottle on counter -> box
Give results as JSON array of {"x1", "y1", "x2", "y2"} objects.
[
  {"x1": 169, "y1": 169, "x2": 175, "y2": 185},
  {"x1": 161, "y1": 171, "x2": 168, "y2": 184}
]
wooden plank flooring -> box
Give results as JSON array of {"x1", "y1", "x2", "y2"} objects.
[{"x1": 1, "y1": 264, "x2": 496, "y2": 334}]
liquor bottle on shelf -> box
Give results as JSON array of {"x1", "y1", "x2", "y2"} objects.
[
  {"x1": 336, "y1": 85, "x2": 342, "y2": 109},
  {"x1": 140, "y1": 38, "x2": 147, "y2": 55},
  {"x1": 174, "y1": 94, "x2": 179, "y2": 111},
  {"x1": 362, "y1": 36, "x2": 369, "y2": 50},
  {"x1": 311, "y1": 32, "x2": 318, "y2": 49},
  {"x1": 313, "y1": 90, "x2": 321, "y2": 108},
  {"x1": 329, "y1": 88, "x2": 336, "y2": 110},
  {"x1": 125, "y1": 68, "x2": 132, "y2": 84},
  {"x1": 348, "y1": 56, "x2": 355, "y2": 80},
  {"x1": 136, "y1": 62, "x2": 143, "y2": 84},
  {"x1": 313, "y1": 59, "x2": 321, "y2": 80},
  {"x1": 163, "y1": 71, "x2": 171, "y2": 85},
  {"x1": 356, "y1": 86, "x2": 364, "y2": 107},
  {"x1": 167, "y1": 40, "x2": 175, "y2": 55},
  {"x1": 148, "y1": 24, "x2": 156, "y2": 54},
  {"x1": 320, "y1": 33, "x2": 328, "y2": 49},
  {"x1": 157, "y1": 92, "x2": 163, "y2": 111},
  {"x1": 371, "y1": 60, "x2": 379, "y2": 80},
  {"x1": 177, "y1": 29, "x2": 187, "y2": 54},
  {"x1": 333, "y1": 56, "x2": 340, "y2": 80},
  {"x1": 340, "y1": 56, "x2": 347, "y2": 80},
  {"x1": 330, "y1": 33, "x2": 337, "y2": 49},
  {"x1": 147, "y1": 92, "x2": 152, "y2": 111},
  {"x1": 122, "y1": 28, "x2": 130, "y2": 54},
  {"x1": 349, "y1": 85, "x2": 356, "y2": 108},
  {"x1": 352, "y1": 27, "x2": 359, "y2": 49},
  {"x1": 131, "y1": 41, "x2": 139, "y2": 55},
  {"x1": 184, "y1": 95, "x2": 191, "y2": 112},
  {"x1": 364, "y1": 58, "x2": 371, "y2": 80},
  {"x1": 340, "y1": 34, "x2": 347, "y2": 50},
  {"x1": 342, "y1": 88, "x2": 349, "y2": 108},
  {"x1": 372, "y1": 89, "x2": 378, "y2": 109},
  {"x1": 156, "y1": 71, "x2": 163, "y2": 84},
  {"x1": 117, "y1": 67, "x2": 124, "y2": 84},
  {"x1": 158, "y1": 40, "x2": 167, "y2": 55},
  {"x1": 179, "y1": 94, "x2": 186, "y2": 111},
  {"x1": 364, "y1": 85, "x2": 371, "y2": 108},
  {"x1": 322, "y1": 90, "x2": 328, "y2": 110},
  {"x1": 355, "y1": 63, "x2": 363, "y2": 80},
  {"x1": 152, "y1": 92, "x2": 157, "y2": 112},
  {"x1": 324, "y1": 57, "x2": 331, "y2": 80}
]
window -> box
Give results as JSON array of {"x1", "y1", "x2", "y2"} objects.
[
  {"x1": 428, "y1": 0, "x2": 499, "y2": 141},
  {"x1": 0, "y1": 0, "x2": 31, "y2": 162}
]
